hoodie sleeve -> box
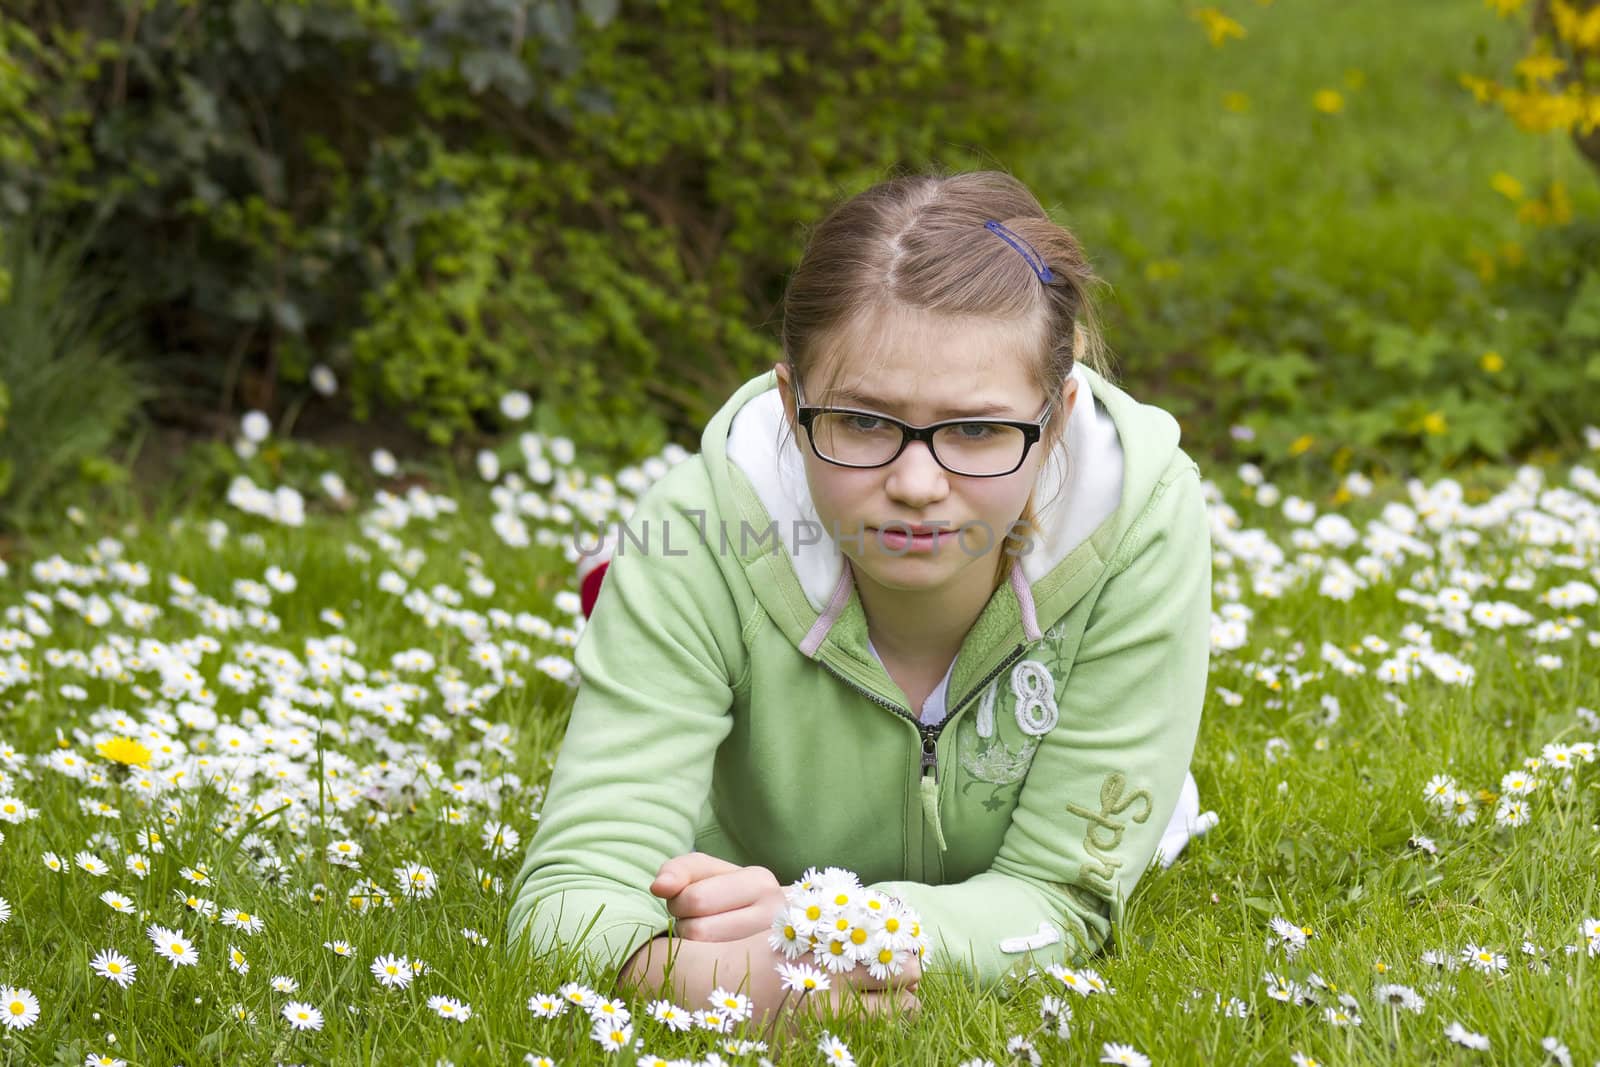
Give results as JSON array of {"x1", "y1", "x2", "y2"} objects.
[
  {"x1": 506, "y1": 458, "x2": 747, "y2": 975},
  {"x1": 868, "y1": 459, "x2": 1211, "y2": 991}
]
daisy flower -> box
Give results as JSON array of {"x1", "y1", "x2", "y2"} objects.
[
  {"x1": 562, "y1": 984, "x2": 613, "y2": 1021},
  {"x1": 90, "y1": 948, "x2": 137, "y2": 988},
  {"x1": 1100, "y1": 1043, "x2": 1150, "y2": 1067},
  {"x1": 0, "y1": 896, "x2": 10, "y2": 922},
  {"x1": 228, "y1": 944, "x2": 249, "y2": 974},
  {"x1": 1046, "y1": 963, "x2": 1100, "y2": 997},
  {"x1": 0, "y1": 986, "x2": 39, "y2": 1030},
  {"x1": 1444, "y1": 1020, "x2": 1490, "y2": 1050},
  {"x1": 220, "y1": 908, "x2": 264, "y2": 935},
  {"x1": 707, "y1": 987, "x2": 750, "y2": 1023},
  {"x1": 776, "y1": 962, "x2": 831, "y2": 994},
  {"x1": 427, "y1": 995, "x2": 471, "y2": 1022},
  {"x1": 271, "y1": 976, "x2": 299, "y2": 994},
  {"x1": 323, "y1": 940, "x2": 355, "y2": 958},
  {"x1": 1374, "y1": 983, "x2": 1425, "y2": 1013},
  {"x1": 282, "y1": 1001, "x2": 324, "y2": 1032},
  {"x1": 589, "y1": 1017, "x2": 632, "y2": 1051},
  {"x1": 84, "y1": 1054, "x2": 126, "y2": 1067},
  {"x1": 75, "y1": 851, "x2": 111, "y2": 877},
  {"x1": 527, "y1": 992, "x2": 567, "y2": 1018},
  {"x1": 558, "y1": 981, "x2": 597, "y2": 1010},
  {"x1": 42, "y1": 851, "x2": 65, "y2": 873},
  {"x1": 368, "y1": 952, "x2": 413, "y2": 988},
  {"x1": 693, "y1": 1008, "x2": 733, "y2": 1034},
  {"x1": 817, "y1": 1031, "x2": 855, "y2": 1066},
  {"x1": 1462, "y1": 944, "x2": 1507, "y2": 974},
  {"x1": 146, "y1": 924, "x2": 198, "y2": 968},
  {"x1": 393, "y1": 862, "x2": 437, "y2": 899},
  {"x1": 645, "y1": 998, "x2": 689, "y2": 1031},
  {"x1": 99, "y1": 891, "x2": 134, "y2": 915}
]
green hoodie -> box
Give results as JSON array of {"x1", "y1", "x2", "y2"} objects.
[{"x1": 507, "y1": 364, "x2": 1211, "y2": 991}]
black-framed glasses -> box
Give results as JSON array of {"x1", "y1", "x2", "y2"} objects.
[{"x1": 794, "y1": 383, "x2": 1054, "y2": 478}]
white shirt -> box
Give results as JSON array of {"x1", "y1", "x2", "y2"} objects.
[{"x1": 866, "y1": 636, "x2": 957, "y2": 727}]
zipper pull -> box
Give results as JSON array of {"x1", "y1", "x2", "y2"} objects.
[{"x1": 919, "y1": 739, "x2": 949, "y2": 853}]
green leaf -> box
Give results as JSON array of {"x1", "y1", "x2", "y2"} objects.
[{"x1": 1561, "y1": 269, "x2": 1600, "y2": 344}]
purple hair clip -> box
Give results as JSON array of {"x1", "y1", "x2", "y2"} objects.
[{"x1": 984, "y1": 220, "x2": 1054, "y2": 283}]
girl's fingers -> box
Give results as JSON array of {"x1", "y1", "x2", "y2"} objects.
[
  {"x1": 670, "y1": 901, "x2": 771, "y2": 943},
  {"x1": 663, "y1": 867, "x2": 772, "y2": 920},
  {"x1": 649, "y1": 852, "x2": 742, "y2": 897}
]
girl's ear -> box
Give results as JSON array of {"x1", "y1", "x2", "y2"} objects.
[
  {"x1": 1053, "y1": 375, "x2": 1079, "y2": 443},
  {"x1": 775, "y1": 362, "x2": 798, "y2": 434}
]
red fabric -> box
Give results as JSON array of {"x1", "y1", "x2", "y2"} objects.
[{"x1": 579, "y1": 560, "x2": 609, "y2": 620}]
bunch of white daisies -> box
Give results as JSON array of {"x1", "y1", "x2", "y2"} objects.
[{"x1": 766, "y1": 866, "x2": 928, "y2": 983}]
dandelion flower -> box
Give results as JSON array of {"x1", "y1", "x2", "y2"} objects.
[
  {"x1": 282, "y1": 1001, "x2": 324, "y2": 1032},
  {"x1": 90, "y1": 948, "x2": 137, "y2": 989}
]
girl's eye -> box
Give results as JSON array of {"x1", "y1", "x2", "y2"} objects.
[
  {"x1": 953, "y1": 422, "x2": 999, "y2": 440},
  {"x1": 842, "y1": 414, "x2": 886, "y2": 433}
]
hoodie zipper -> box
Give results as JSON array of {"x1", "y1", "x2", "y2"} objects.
[{"x1": 817, "y1": 640, "x2": 1028, "y2": 791}]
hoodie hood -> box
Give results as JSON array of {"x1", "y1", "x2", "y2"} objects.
[{"x1": 697, "y1": 364, "x2": 1183, "y2": 701}]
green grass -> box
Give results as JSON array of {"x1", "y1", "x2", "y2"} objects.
[
  {"x1": 1015, "y1": 0, "x2": 1600, "y2": 375},
  {"x1": 0, "y1": 442, "x2": 1597, "y2": 1065}
]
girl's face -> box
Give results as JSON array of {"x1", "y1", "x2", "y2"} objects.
[{"x1": 776, "y1": 313, "x2": 1076, "y2": 597}]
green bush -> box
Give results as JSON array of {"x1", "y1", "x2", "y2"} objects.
[
  {"x1": 0, "y1": 224, "x2": 146, "y2": 528},
  {"x1": 0, "y1": 0, "x2": 1037, "y2": 458}
]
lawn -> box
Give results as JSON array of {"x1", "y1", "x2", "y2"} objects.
[
  {"x1": 0, "y1": 432, "x2": 1597, "y2": 1065},
  {"x1": 3, "y1": 1, "x2": 1600, "y2": 1064}
]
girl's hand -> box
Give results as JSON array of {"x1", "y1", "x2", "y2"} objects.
[
  {"x1": 649, "y1": 852, "x2": 788, "y2": 942},
  {"x1": 714, "y1": 929, "x2": 921, "y2": 1038}
]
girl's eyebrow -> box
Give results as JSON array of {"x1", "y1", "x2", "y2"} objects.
[{"x1": 830, "y1": 389, "x2": 1017, "y2": 419}]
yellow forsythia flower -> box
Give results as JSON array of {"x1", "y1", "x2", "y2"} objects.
[
  {"x1": 1312, "y1": 89, "x2": 1344, "y2": 114},
  {"x1": 1517, "y1": 198, "x2": 1552, "y2": 225},
  {"x1": 1458, "y1": 74, "x2": 1500, "y2": 105},
  {"x1": 1548, "y1": 180, "x2": 1573, "y2": 224},
  {"x1": 1480, "y1": 350, "x2": 1505, "y2": 373},
  {"x1": 96, "y1": 736, "x2": 153, "y2": 767},
  {"x1": 1192, "y1": 7, "x2": 1247, "y2": 47},
  {"x1": 1422, "y1": 412, "x2": 1448, "y2": 436},
  {"x1": 1552, "y1": 0, "x2": 1600, "y2": 49},
  {"x1": 1514, "y1": 52, "x2": 1567, "y2": 84},
  {"x1": 1490, "y1": 171, "x2": 1524, "y2": 201}
]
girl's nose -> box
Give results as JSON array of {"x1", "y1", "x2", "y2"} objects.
[{"x1": 883, "y1": 440, "x2": 949, "y2": 506}]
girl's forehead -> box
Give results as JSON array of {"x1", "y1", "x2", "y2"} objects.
[{"x1": 810, "y1": 306, "x2": 1041, "y2": 407}]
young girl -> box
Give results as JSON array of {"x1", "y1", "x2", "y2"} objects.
[{"x1": 508, "y1": 170, "x2": 1212, "y2": 1024}]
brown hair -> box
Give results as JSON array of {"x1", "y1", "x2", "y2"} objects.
[{"x1": 776, "y1": 168, "x2": 1113, "y2": 590}]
